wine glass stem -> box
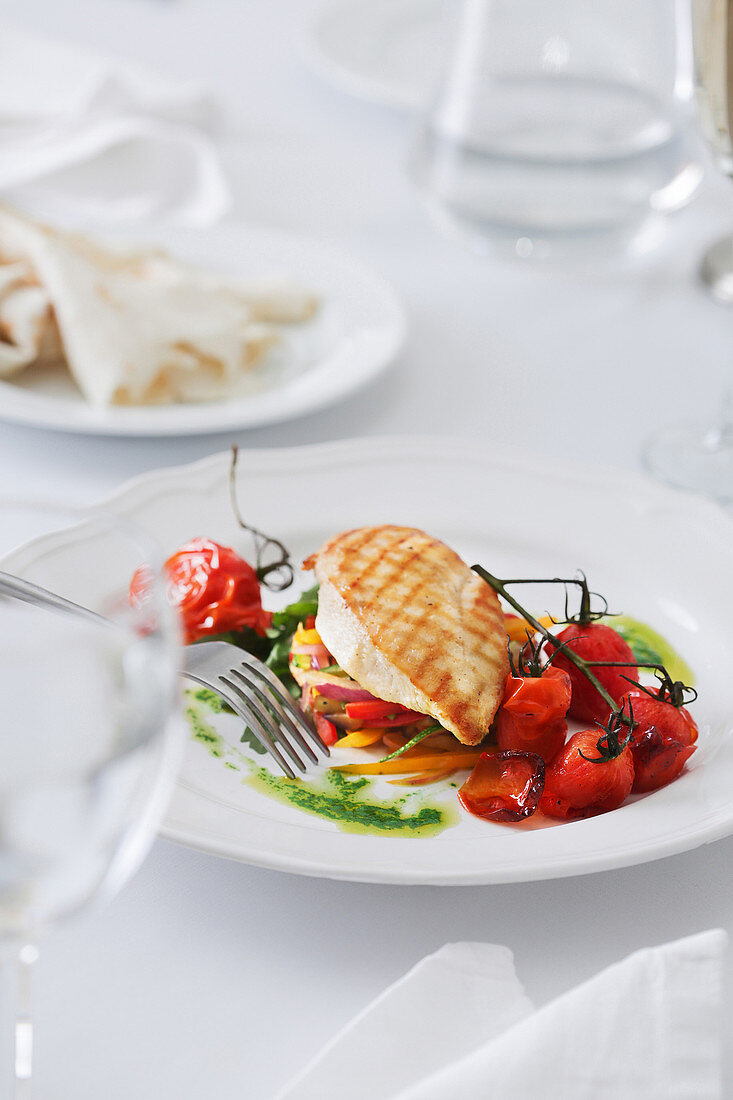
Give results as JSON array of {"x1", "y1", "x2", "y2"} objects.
[{"x1": 1, "y1": 943, "x2": 37, "y2": 1098}]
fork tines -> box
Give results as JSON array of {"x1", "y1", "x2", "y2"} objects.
[{"x1": 220, "y1": 658, "x2": 330, "y2": 780}]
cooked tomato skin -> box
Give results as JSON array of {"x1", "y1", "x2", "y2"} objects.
[
  {"x1": 132, "y1": 538, "x2": 269, "y2": 645},
  {"x1": 494, "y1": 665, "x2": 571, "y2": 763},
  {"x1": 619, "y1": 689, "x2": 697, "y2": 793},
  {"x1": 458, "y1": 751, "x2": 545, "y2": 822},
  {"x1": 540, "y1": 728, "x2": 635, "y2": 819},
  {"x1": 549, "y1": 623, "x2": 639, "y2": 724},
  {"x1": 619, "y1": 689, "x2": 698, "y2": 746}
]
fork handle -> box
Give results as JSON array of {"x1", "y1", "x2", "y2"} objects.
[{"x1": 0, "y1": 570, "x2": 110, "y2": 627}]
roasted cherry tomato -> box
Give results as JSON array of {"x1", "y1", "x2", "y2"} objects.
[
  {"x1": 549, "y1": 623, "x2": 639, "y2": 724},
  {"x1": 131, "y1": 537, "x2": 269, "y2": 645},
  {"x1": 540, "y1": 725, "x2": 635, "y2": 819},
  {"x1": 619, "y1": 688, "x2": 697, "y2": 793},
  {"x1": 494, "y1": 665, "x2": 571, "y2": 763},
  {"x1": 458, "y1": 751, "x2": 545, "y2": 822}
]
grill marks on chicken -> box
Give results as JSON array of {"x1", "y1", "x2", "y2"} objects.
[{"x1": 304, "y1": 526, "x2": 509, "y2": 746}]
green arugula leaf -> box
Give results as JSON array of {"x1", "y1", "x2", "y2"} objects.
[
  {"x1": 268, "y1": 585, "x2": 319, "y2": 633},
  {"x1": 191, "y1": 585, "x2": 320, "y2": 700}
]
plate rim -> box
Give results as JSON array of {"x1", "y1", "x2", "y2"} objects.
[{"x1": 94, "y1": 435, "x2": 733, "y2": 540}]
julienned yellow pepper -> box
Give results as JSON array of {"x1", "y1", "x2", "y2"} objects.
[
  {"x1": 504, "y1": 613, "x2": 556, "y2": 646},
  {"x1": 293, "y1": 625, "x2": 323, "y2": 645},
  {"x1": 332, "y1": 751, "x2": 484, "y2": 775},
  {"x1": 334, "y1": 728, "x2": 386, "y2": 749}
]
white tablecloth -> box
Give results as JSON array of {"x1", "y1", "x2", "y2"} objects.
[{"x1": 0, "y1": 1, "x2": 731, "y2": 1096}]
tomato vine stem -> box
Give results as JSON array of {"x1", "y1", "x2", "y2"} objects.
[
  {"x1": 471, "y1": 565, "x2": 626, "y2": 722},
  {"x1": 229, "y1": 446, "x2": 294, "y2": 590}
]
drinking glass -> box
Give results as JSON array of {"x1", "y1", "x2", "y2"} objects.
[
  {"x1": 0, "y1": 502, "x2": 180, "y2": 1097},
  {"x1": 409, "y1": 0, "x2": 701, "y2": 258},
  {"x1": 643, "y1": 0, "x2": 733, "y2": 500}
]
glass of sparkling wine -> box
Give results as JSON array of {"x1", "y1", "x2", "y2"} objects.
[
  {"x1": 0, "y1": 502, "x2": 180, "y2": 1097},
  {"x1": 409, "y1": 0, "x2": 701, "y2": 259},
  {"x1": 643, "y1": 0, "x2": 733, "y2": 501}
]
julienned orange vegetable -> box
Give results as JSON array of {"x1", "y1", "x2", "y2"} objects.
[
  {"x1": 504, "y1": 613, "x2": 556, "y2": 646},
  {"x1": 332, "y1": 751, "x2": 484, "y2": 775},
  {"x1": 387, "y1": 767, "x2": 457, "y2": 787},
  {"x1": 334, "y1": 729, "x2": 386, "y2": 749}
]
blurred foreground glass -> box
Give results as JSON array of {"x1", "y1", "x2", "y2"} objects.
[
  {"x1": 0, "y1": 504, "x2": 180, "y2": 1097},
  {"x1": 410, "y1": 0, "x2": 702, "y2": 258},
  {"x1": 644, "y1": 0, "x2": 733, "y2": 501}
]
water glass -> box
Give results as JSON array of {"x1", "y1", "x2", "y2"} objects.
[
  {"x1": 410, "y1": 0, "x2": 702, "y2": 258},
  {"x1": 0, "y1": 503, "x2": 180, "y2": 1096}
]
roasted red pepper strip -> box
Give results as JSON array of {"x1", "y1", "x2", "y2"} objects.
[
  {"x1": 345, "y1": 700, "x2": 424, "y2": 725},
  {"x1": 314, "y1": 714, "x2": 339, "y2": 746},
  {"x1": 458, "y1": 751, "x2": 545, "y2": 822},
  {"x1": 495, "y1": 666, "x2": 571, "y2": 763}
]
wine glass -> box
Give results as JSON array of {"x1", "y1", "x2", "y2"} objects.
[
  {"x1": 643, "y1": 0, "x2": 733, "y2": 501},
  {"x1": 0, "y1": 502, "x2": 180, "y2": 1097}
]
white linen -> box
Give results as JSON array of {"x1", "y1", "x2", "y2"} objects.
[
  {"x1": 276, "y1": 931, "x2": 727, "y2": 1100},
  {"x1": 0, "y1": 24, "x2": 230, "y2": 224}
]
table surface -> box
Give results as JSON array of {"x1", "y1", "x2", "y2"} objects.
[{"x1": 1, "y1": 1, "x2": 732, "y2": 1095}]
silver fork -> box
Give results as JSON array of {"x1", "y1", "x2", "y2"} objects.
[
  {"x1": 0, "y1": 570, "x2": 329, "y2": 780},
  {"x1": 183, "y1": 641, "x2": 329, "y2": 779}
]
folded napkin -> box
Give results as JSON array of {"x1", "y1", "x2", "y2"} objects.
[
  {"x1": 276, "y1": 931, "x2": 726, "y2": 1100},
  {"x1": 0, "y1": 24, "x2": 230, "y2": 225}
]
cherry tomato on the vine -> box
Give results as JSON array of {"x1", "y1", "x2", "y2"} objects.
[
  {"x1": 494, "y1": 665, "x2": 571, "y2": 763},
  {"x1": 540, "y1": 727, "x2": 635, "y2": 819},
  {"x1": 619, "y1": 688, "x2": 697, "y2": 793},
  {"x1": 549, "y1": 622, "x2": 639, "y2": 724}
]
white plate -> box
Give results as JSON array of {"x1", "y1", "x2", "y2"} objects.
[
  {"x1": 0, "y1": 223, "x2": 405, "y2": 437},
  {"x1": 5, "y1": 438, "x2": 733, "y2": 884},
  {"x1": 306, "y1": 0, "x2": 451, "y2": 111}
]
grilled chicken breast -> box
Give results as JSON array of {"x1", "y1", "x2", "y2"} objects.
[{"x1": 303, "y1": 526, "x2": 509, "y2": 746}]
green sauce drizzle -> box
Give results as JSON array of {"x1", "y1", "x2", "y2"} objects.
[
  {"x1": 244, "y1": 767, "x2": 458, "y2": 837},
  {"x1": 184, "y1": 689, "x2": 458, "y2": 837},
  {"x1": 603, "y1": 616, "x2": 695, "y2": 685},
  {"x1": 191, "y1": 687, "x2": 230, "y2": 713},
  {"x1": 185, "y1": 701, "x2": 226, "y2": 758}
]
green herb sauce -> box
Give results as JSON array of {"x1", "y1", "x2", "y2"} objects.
[
  {"x1": 185, "y1": 701, "x2": 226, "y2": 759},
  {"x1": 243, "y1": 766, "x2": 458, "y2": 837},
  {"x1": 603, "y1": 616, "x2": 695, "y2": 685},
  {"x1": 184, "y1": 689, "x2": 459, "y2": 837},
  {"x1": 191, "y1": 687, "x2": 229, "y2": 713}
]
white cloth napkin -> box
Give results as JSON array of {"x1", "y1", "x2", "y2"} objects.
[
  {"x1": 275, "y1": 931, "x2": 727, "y2": 1100},
  {"x1": 0, "y1": 24, "x2": 230, "y2": 225}
]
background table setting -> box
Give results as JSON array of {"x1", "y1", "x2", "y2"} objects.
[{"x1": 0, "y1": 0, "x2": 733, "y2": 1096}]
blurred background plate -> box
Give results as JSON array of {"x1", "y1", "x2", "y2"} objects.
[
  {"x1": 305, "y1": 0, "x2": 450, "y2": 110},
  {"x1": 0, "y1": 222, "x2": 406, "y2": 436}
]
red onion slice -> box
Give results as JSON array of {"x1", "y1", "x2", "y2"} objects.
[{"x1": 310, "y1": 682, "x2": 377, "y2": 702}]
